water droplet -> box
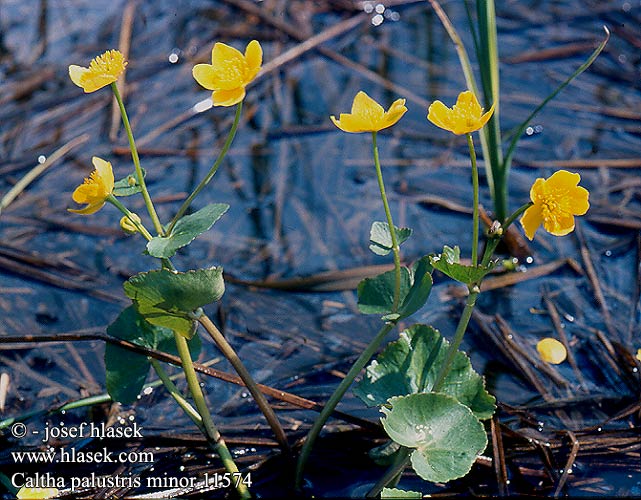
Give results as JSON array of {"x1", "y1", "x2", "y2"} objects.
[
  {"x1": 60, "y1": 410, "x2": 65, "y2": 414},
  {"x1": 623, "y1": 2, "x2": 631, "y2": 11},
  {"x1": 241, "y1": 391, "x2": 249, "y2": 398},
  {"x1": 371, "y1": 13, "x2": 384, "y2": 26},
  {"x1": 507, "y1": 334, "x2": 513, "y2": 339},
  {"x1": 526, "y1": 256, "x2": 534, "y2": 264},
  {"x1": 526, "y1": 126, "x2": 534, "y2": 136},
  {"x1": 375, "y1": 3, "x2": 385, "y2": 13},
  {"x1": 505, "y1": 480, "x2": 511, "y2": 485},
  {"x1": 37, "y1": 155, "x2": 46, "y2": 164},
  {"x1": 597, "y1": 427, "x2": 602, "y2": 432},
  {"x1": 605, "y1": 250, "x2": 612, "y2": 257},
  {"x1": 143, "y1": 386, "x2": 153, "y2": 395},
  {"x1": 564, "y1": 314, "x2": 575, "y2": 322},
  {"x1": 180, "y1": 465, "x2": 185, "y2": 471},
  {"x1": 128, "y1": 415, "x2": 135, "y2": 421},
  {"x1": 567, "y1": 468, "x2": 573, "y2": 474},
  {"x1": 363, "y1": 1, "x2": 374, "y2": 13},
  {"x1": 618, "y1": 54, "x2": 627, "y2": 64},
  {"x1": 633, "y1": 367, "x2": 638, "y2": 373}
]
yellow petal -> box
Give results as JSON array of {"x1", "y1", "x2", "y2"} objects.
[
  {"x1": 210, "y1": 42, "x2": 247, "y2": 90},
  {"x1": 192, "y1": 64, "x2": 217, "y2": 90},
  {"x1": 382, "y1": 98, "x2": 408, "y2": 129},
  {"x1": 72, "y1": 181, "x2": 100, "y2": 204},
  {"x1": 331, "y1": 113, "x2": 368, "y2": 133},
  {"x1": 68, "y1": 201, "x2": 105, "y2": 215},
  {"x1": 92, "y1": 156, "x2": 114, "y2": 193},
  {"x1": 537, "y1": 338, "x2": 567, "y2": 364},
  {"x1": 68, "y1": 65, "x2": 89, "y2": 88},
  {"x1": 16, "y1": 487, "x2": 59, "y2": 500},
  {"x1": 543, "y1": 210, "x2": 575, "y2": 237},
  {"x1": 520, "y1": 203, "x2": 542, "y2": 240},
  {"x1": 636, "y1": 348, "x2": 641, "y2": 362},
  {"x1": 244, "y1": 40, "x2": 262, "y2": 82},
  {"x1": 455, "y1": 90, "x2": 483, "y2": 117},
  {"x1": 476, "y1": 102, "x2": 496, "y2": 130},
  {"x1": 427, "y1": 100, "x2": 454, "y2": 132},
  {"x1": 212, "y1": 87, "x2": 246, "y2": 106},
  {"x1": 351, "y1": 91, "x2": 385, "y2": 127}
]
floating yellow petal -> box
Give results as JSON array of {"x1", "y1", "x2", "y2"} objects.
[
  {"x1": 69, "y1": 157, "x2": 115, "y2": 215},
  {"x1": 520, "y1": 170, "x2": 589, "y2": 240},
  {"x1": 69, "y1": 49, "x2": 127, "y2": 93},
  {"x1": 330, "y1": 91, "x2": 407, "y2": 133},
  {"x1": 427, "y1": 90, "x2": 495, "y2": 135},
  {"x1": 192, "y1": 40, "x2": 262, "y2": 106},
  {"x1": 17, "y1": 487, "x2": 60, "y2": 500},
  {"x1": 537, "y1": 338, "x2": 567, "y2": 364},
  {"x1": 636, "y1": 349, "x2": 641, "y2": 362}
]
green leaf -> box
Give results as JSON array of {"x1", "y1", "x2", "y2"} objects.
[
  {"x1": 113, "y1": 169, "x2": 146, "y2": 197},
  {"x1": 357, "y1": 268, "x2": 411, "y2": 316},
  {"x1": 124, "y1": 267, "x2": 225, "y2": 338},
  {"x1": 429, "y1": 245, "x2": 493, "y2": 285},
  {"x1": 369, "y1": 221, "x2": 413, "y2": 256},
  {"x1": 105, "y1": 307, "x2": 202, "y2": 403},
  {"x1": 147, "y1": 203, "x2": 229, "y2": 258},
  {"x1": 381, "y1": 394, "x2": 488, "y2": 483},
  {"x1": 398, "y1": 256, "x2": 433, "y2": 318},
  {"x1": 381, "y1": 487, "x2": 422, "y2": 499},
  {"x1": 355, "y1": 324, "x2": 495, "y2": 419}
]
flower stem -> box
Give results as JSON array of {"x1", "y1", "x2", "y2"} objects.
[
  {"x1": 366, "y1": 446, "x2": 411, "y2": 498},
  {"x1": 107, "y1": 195, "x2": 153, "y2": 241},
  {"x1": 111, "y1": 83, "x2": 164, "y2": 236},
  {"x1": 466, "y1": 133, "x2": 480, "y2": 267},
  {"x1": 167, "y1": 101, "x2": 243, "y2": 234},
  {"x1": 198, "y1": 314, "x2": 291, "y2": 455},
  {"x1": 504, "y1": 201, "x2": 533, "y2": 230},
  {"x1": 295, "y1": 321, "x2": 396, "y2": 490},
  {"x1": 150, "y1": 358, "x2": 205, "y2": 433},
  {"x1": 372, "y1": 131, "x2": 402, "y2": 312},
  {"x1": 173, "y1": 332, "x2": 250, "y2": 499}
]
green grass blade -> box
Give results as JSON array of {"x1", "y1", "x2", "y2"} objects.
[{"x1": 502, "y1": 27, "x2": 610, "y2": 179}]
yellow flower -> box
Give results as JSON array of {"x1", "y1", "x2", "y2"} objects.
[
  {"x1": 69, "y1": 49, "x2": 127, "y2": 93},
  {"x1": 427, "y1": 90, "x2": 495, "y2": 135},
  {"x1": 192, "y1": 40, "x2": 262, "y2": 106},
  {"x1": 536, "y1": 338, "x2": 567, "y2": 364},
  {"x1": 520, "y1": 170, "x2": 589, "y2": 240},
  {"x1": 69, "y1": 157, "x2": 114, "y2": 215},
  {"x1": 16, "y1": 487, "x2": 59, "y2": 499},
  {"x1": 330, "y1": 91, "x2": 407, "y2": 133}
]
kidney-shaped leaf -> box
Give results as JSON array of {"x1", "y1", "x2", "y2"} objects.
[
  {"x1": 147, "y1": 203, "x2": 229, "y2": 258},
  {"x1": 357, "y1": 267, "x2": 411, "y2": 316},
  {"x1": 124, "y1": 267, "x2": 224, "y2": 337},
  {"x1": 381, "y1": 488, "x2": 422, "y2": 499},
  {"x1": 381, "y1": 393, "x2": 487, "y2": 483},
  {"x1": 355, "y1": 324, "x2": 495, "y2": 419}
]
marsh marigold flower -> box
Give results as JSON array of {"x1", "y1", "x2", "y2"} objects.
[
  {"x1": 520, "y1": 170, "x2": 589, "y2": 240},
  {"x1": 192, "y1": 40, "x2": 262, "y2": 106},
  {"x1": 69, "y1": 157, "x2": 114, "y2": 215},
  {"x1": 330, "y1": 91, "x2": 407, "y2": 133},
  {"x1": 69, "y1": 49, "x2": 127, "y2": 93},
  {"x1": 427, "y1": 90, "x2": 494, "y2": 135},
  {"x1": 537, "y1": 338, "x2": 567, "y2": 364}
]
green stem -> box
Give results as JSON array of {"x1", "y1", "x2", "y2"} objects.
[
  {"x1": 150, "y1": 358, "x2": 205, "y2": 432},
  {"x1": 366, "y1": 446, "x2": 411, "y2": 497},
  {"x1": 174, "y1": 332, "x2": 250, "y2": 499},
  {"x1": 167, "y1": 101, "x2": 243, "y2": 234},
  {"x1": 504, "y1": 201, "x2": 533, "y2": 230},
  {"x1": 198, "y1": 315, "x2": 291, "y2": 455},
  {"x1": 432, "y1": 289, "x2": 479, "y2": 392},
  {"x1": 372, "y1": 131, "x2": 402, "y2": 312},
  {"x1": 466, "y1": 133, "x2": 480, "y2": 266},
  {"x1": 295, "y1": 321, "x2": 396, "y2": 490},
  {"x1": 107, "y1": 195, "x2": 153, "y2": 241},
  {"x1": 111, "y1": 83, "x2": 164, "y2": 236}
]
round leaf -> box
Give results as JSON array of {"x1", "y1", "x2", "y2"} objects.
[{"x1": 381, "y1": 393, "x2": 487, "y2": 483}]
